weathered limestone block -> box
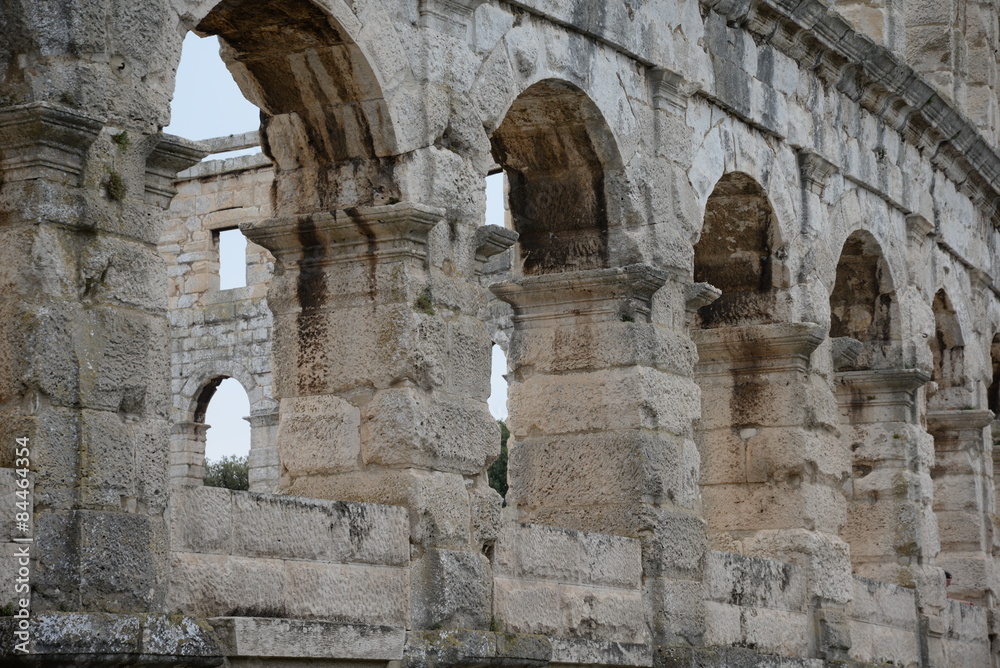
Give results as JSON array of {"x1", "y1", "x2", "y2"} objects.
[
  {"x1": 169, "y1": 486, "x2": 410, "y2": 566},
  {"x1": 401, "y1": 629, "x2": 551, "y2": 668},
  {"x1": 703, "y1": 551, "x2": 814, "y2": 658},
  {"x1": 209, "y1": 617, "x2": 405, "y2": 662},
  {"x1": 361, "y1": 386, "x2": 497, "y2": 475},
  {"x1": 285, "y1": 468, "x2": 474, "y2": 550},
  {"x1": 740, "y1": 529, "x2": 854, "y2": 606},
  {"x1": 493, "y1": 523, "x2": 643, "y2": 589},
  {"x1": 0, "y1": 612, "x2": 222, "y2": 665},
  {"x1": 277, "y1": 394, "x2": 362, "y2": 478},
  {"x1": 509, "y1": 432, "x2": 700, "y2": 530},
  {"x1": 508, "y1": 366, "x2": 700, "y2": 438},
  {"x1": 411, "y1": 549, "x2": 492, "y2": 630},
  {"x1": 492, "y1": 523, "x2": 647, "y2": 643},
  {"x1": 704, "y1": 552, "x2": 807, "y2": 612},
  {"x1": 169, "y1": 552, "x2": 409, "y2": 626}
]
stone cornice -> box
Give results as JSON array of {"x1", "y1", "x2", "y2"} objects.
[
  {"x1": 490, "y1": 264, "x2": 669, "y2": 326},
  {"x1": 926, "y1": 409, "x2": 995, "y2": 432},
  {"x1": 701, "y1": 0, "x2": 1000, "y2": 227},
  {"x1": 692, "y1": 321, "x2": 826, "y2": 375},
  {"x1": 474, "y1": 225, "x2": 518, "y2": 264},
  {"x1": 241, "y1": 203, "x2": 445, "y2": 264},
  {"x1": 145, "y1": 133, "x2": 208, "y2": 208},
  {"x1": 0, "y1": 103, "x2": 103, "y2": 184}
]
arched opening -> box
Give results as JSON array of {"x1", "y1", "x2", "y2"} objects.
[
  {"x1": 203, "y1": 378, "x2": 252, "y2": 463},
  {"x1": 165, "y1": 33, "x2": 260, "y2": 149},
  {"x1": 196, "y1": 0, "x2": 399, "y2": 213},
  {"x1": 988, "y1": 334, "x2": 1000, "y2": 415},
  {"x1": 693, "y1": 172, "x2": 780, "y2": 328},
  {"x1": 485, "y1": 171, "x2": 506, "y2": 228},
  {"x1": 171, "y1": 376, "x2": 252, "y2": 489},
  {"x1": 829, "y1": 231, "x2": 899, "y2": 371},
  {"x1": 488, "y1": 344, "x2": 509, "y2": 501},
  {"x1": 490, "y1": 80, "x2": 613, "y2": 275},
  {"x1": 929, "y1": 290, "x2": 967, "y2": 410}
]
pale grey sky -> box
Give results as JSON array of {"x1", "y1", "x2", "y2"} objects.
[{"x1": 166, "y1": 34, "x2": 509, "y2": 461}]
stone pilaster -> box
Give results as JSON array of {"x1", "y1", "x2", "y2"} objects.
[
  {"x1": 797, "y1": 148, "x2": 838, "y2": 236},
  {"x1": 245, "y1": 410, "x2": 280, "y2": 493},
  {"x1": 243, "y1": 203, "x2": 500, "y2": 630},
  {"x1": 835, "y1": 367, "x2": 948, "y2": 658},
  {"x1": 694, "y1": 322, "x2": 853, "y2": 659},
  {"x1": 492, "y1": 265, "x2": 708, "y2": 646},
  {"x1": 927, "y1": 408, "x2": 995, "y2": 605},
  {"x1": 0, "y1": 104, "x2": 203, "y2": 613},
  {"x1": 168, "y1": 422, "x2": 209, "y2": 486}
]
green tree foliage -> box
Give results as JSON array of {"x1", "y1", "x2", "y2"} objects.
[
  {"x1": 204, "y1": 454, "x2": 249, "y2": 491},
  {"x1": 488, "y1": 419, "x2": 509, "y2": 499}
]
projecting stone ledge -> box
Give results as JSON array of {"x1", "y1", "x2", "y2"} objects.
[
  {"x1": 402, "y1": 630, "x2": 551, "y2": 668},
  {"x1": 0, "y1": 612, "x2": 223, "y2": 667},
  {"x1": 209, "y1": 617, "x2": 406, "y2": 661}
]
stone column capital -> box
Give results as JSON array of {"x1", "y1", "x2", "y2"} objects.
[
  {"x1": 926, "y1": 408, "x2": 995, "y2": 433},
  {"x1": 692, "y1": 321, "x2": 826, "y2": 375},
  {"x1": 650, "y1": 68, "x2": 702, "y2": 114},
  {"x1": 0, "y1": 102, "x2": 103, "y2": 184},
  {"x1": 171, "y1": 421, "x2": 210, "y2": 439},
  {"x1": 474, "y1": 225, "x2": 518, "y2": 265},
  {"x1": 834, "y1": 367, "x2": 930, "y2": 424},
  {"x1": 797, "y1": 147, "x2": 839, "y2": 197},
  {"x1": 419, "y1": 0, "x2": 487, "y2": 38},
  {"x1": 245, "y1": 410, "x2": 280, "y2": 428},
  {"x1": 242, "y1": 202, "x2": 445, "y2": 264},
  {"x1": 490, "y1": 264, "x2": 669, "y2": 327},
  {"x1": 144, "y1": 133, "x2": 209, "y2": 208}
]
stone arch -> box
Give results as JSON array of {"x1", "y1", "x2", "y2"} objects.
[
  {"x1": 474, "y1": 25, "x2": 641, "y2": 163},
  {"x1": 988, "y1": 332, "x2": 1000, "y2": 414},
  {"x1": 183, "y1": 0, "x2": 405, "y2": 212},
  {"x1": 489, "y1": 79, "x2": 622, "y2": 275},
  {"x1": 828, "y1": 230, "x2": 902, "y2": 370},
  {"x1": 929, "y1": 289, "x2": 968, "y2": 408},
  {"x1": 692, "y1": 172, "x2": 784, "y2": 327},
  {"x1": 172, "y1": 362, "x2": 277, "y2": 490}
]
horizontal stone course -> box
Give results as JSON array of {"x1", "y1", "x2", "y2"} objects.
[
  {"x1": 493, "y1": 523, "x2": 642, "y2": 589},
  {"x1": 169, "y1": 486, "x2": 409, "y2": 566},
  {"x1": 169, "y1": 552, "x2": 409, "y2": 627}
]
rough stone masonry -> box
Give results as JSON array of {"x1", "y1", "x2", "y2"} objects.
[{"x1": 2, "y1": 0, "x2": 1000, "y2": 666}]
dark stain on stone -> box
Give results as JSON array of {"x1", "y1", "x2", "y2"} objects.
[{"x1": 295, "y1": 215, "x2": 328, "y2": 394}]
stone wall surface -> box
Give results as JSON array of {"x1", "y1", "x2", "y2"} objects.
[{"x1": 4, "y1": 0, "x2": 1000, "y2": 666}]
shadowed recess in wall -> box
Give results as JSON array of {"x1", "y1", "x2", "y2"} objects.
[
  {"x1": 694, "y1": 172, "x2": 778, "y2": 327},
  {"x1": 490, "y1": 80, "x2": 612, "y2": 275}
]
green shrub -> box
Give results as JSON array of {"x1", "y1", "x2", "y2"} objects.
[
  {"x1": 204, "y1": 454, "x2": 249, "y2": 491},
  {"x1": 106, "y1": 171, "x2": 126, "y2": 201},
  {"x1": 488, "y1": 419, "x2": 509, "y2": 499}
]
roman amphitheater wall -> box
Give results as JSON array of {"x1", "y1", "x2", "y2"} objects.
[{"x1": 4, "y1": 0, "x2": 1000, "y2": 665}]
